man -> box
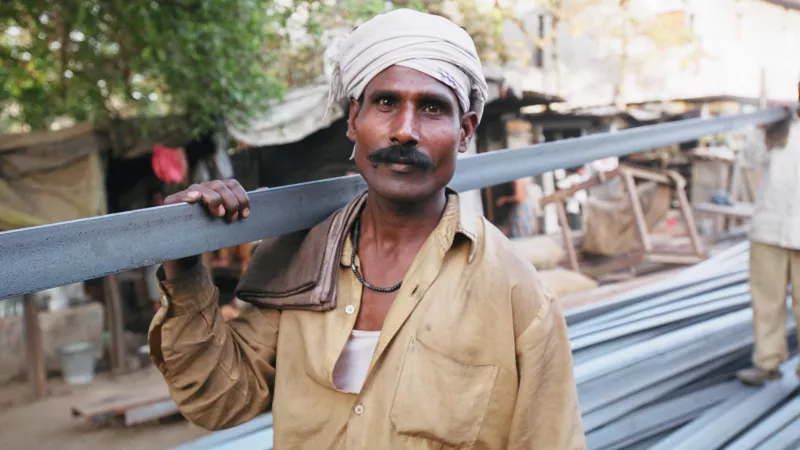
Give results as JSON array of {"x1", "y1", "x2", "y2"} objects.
[
  {"x1": 148, "y1": 9, "x2": 584, "y2": 449},
  {"x1": 736, "y1": 91, "x2": 800, "y2": 385}
]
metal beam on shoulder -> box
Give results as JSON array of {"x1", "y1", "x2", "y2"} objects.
[{"x1": 0, "y1": 107, "x2": 790, "y2": 300}]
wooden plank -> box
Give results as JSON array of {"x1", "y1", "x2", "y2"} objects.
[
  {"x1": 23, "y1": 294, "x2": 47, "y2": 400},
  {"x1": 555, "y1": 201, "x2": 580, "y2": 271},
  {"x1": 124, "y1": 399, "x2": 179, "y2": 426},
  {"x1": 579, "y1": 252, "x2": 647, "y2": 280},
  {"x1": 71, "y1": 384, "x2": 172, "y2": 418},
  {"x1": 621, "y1": 169, "x2": 653, "y2": 252},
  {"x1": 693, "y1": 202, "x2": 755, "y2": 218},
  {"x1": 540, "y1": 168, "x2": 618, "y2": 205},
  {"x1": 646, "y1": 253, "x2": 706, "y2": 265},
  {"x1": 618, "y1": 164, "x2": 673, "y2": 185}
]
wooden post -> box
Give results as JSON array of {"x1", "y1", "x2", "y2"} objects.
[
  {"x1": 542, "y1": 171, "x2": 558, "y2": 234},
  {"x1": 555, "y1": 201, "x2": 580, "y2": 271},
  {"x1": 483, "y1": 187, "x2": 495, "y2": 223},
  {"x1": 674, "y1": 186, "x2": 705, "y2": 258},
  {"x1": 104, "y1": 275, "x2": 128, "y2": 375},
  {"x1": 621, "y1": 169, "x2": 653, "y2": 253},
  {"x1": 23, "y1": 294, "x2": 47, "y2": 400}
]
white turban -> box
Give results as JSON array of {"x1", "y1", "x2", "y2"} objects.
[{"x1": 327, "y1": 9, "x2": 489, "y2": 124}]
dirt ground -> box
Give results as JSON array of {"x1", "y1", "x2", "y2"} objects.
[{"x1": 0, "y1": 366, "x2": 208, "y2": 450}]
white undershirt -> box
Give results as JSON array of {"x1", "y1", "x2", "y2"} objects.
[{"x1": 333, "y1": 330, "x2": 381, "y2": 394}]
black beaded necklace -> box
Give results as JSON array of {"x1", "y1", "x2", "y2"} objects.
[{"x1": 350, "y1": 216, "x2": 403, "y2": 293}]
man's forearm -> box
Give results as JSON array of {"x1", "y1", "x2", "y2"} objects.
[
  {"x1": 148, "y1": 261, "x2": 278, "y2": 430},
  {"x1": 162, "y1": 255, "x2": 202, "y2": 280}
]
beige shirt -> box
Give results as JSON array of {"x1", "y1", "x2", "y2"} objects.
[
  {"x1": 148, "y1": 194, "x2": 585, "y2": 449},
  {"x1": 746, "y1": 118, "x2": 800, "y2": 249}
]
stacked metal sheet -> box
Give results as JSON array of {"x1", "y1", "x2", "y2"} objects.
[
  {"x1": 573, "y1": 241, "x2": 800, "y2": 450},
  {"x1": 173, "y1": 241, "x2": 800, "y2": 450}
]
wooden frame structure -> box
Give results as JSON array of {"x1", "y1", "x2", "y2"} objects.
[
  {"x1": 692, "y1": 151, "x2": 758, "y2": 232},
  {"x1": 541, "y1": 164, "x2": 706, "y2": 275}
]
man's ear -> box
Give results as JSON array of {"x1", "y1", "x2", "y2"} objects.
[
  {"x1": 458, "y1": 112, "x2": 479, "y2": 153},
  {"x1": 347, "y1": 98, "x2": 359, "y2": 142}
]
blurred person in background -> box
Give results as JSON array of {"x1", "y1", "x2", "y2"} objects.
[
  {"x1": 496, "y1": 176, "x2": 543, "y2": 237},
  {"x1": 737, "y1": 84, "x2": 800, "y2": 385}
]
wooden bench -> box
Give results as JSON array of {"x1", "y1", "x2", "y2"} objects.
[{"x1": 70, "y1": 383, "x2": 179, "y2": 429}]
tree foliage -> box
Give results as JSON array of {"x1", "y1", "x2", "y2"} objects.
[
  {"x1": 0, "y1": 1, "x2": 298, "y2": 132},
  {"x1": 0, "y1": 0, "x2": 703, "y2": 134},
  {"x1": 0, "y1": 0, "x2": 434, "y2": 133}
]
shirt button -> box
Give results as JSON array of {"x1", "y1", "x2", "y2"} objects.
[
  {"x1": 345, "y1": 304, "x2": 355, "y2": 315},
  {"x1": 354, "y1": 404, "x2": 365, "y2": 415}
]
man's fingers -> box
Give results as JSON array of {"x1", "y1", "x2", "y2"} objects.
[
  {"x1": 164, "y1": 186, "x2": 202, "y2": 205},
  {"x1": 224, "y1": 179, "x2": 251, "y2": 218},
  {"x1": 191, "y1": 185, "x2": 224, "y2": 217},
  {"x1": 208, "y1": 180, "x2": 240, "y2": 219},
  {"x1": 161, "y1": 180, "x2": 250, "y2": 220}
]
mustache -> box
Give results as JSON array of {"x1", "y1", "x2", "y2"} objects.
[{"x1": 366, "y1": 145, "x2": 435, "y2": 171}]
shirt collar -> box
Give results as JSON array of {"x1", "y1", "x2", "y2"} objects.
[{"x1": 340, "y1": 189, "x2": 478, "y2": 267}]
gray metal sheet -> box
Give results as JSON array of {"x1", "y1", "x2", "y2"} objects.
[
  {"x1": 649, "y1": 388, "x2": 758, "y2": 450},
  {"x1": 725, "y1": 396, "x2": 800, "y2": 450},
  {"x1": 581, "y1": 349, "x2": 749, "y2": 433},
  {"x1": 573, "y1": 309, "x2": 753, "y2": 384},
  {"x1": 578, "y1": 331, "x2": 752, "y2": 414},
  {"x1": 208, "y1": 427, "x2": 274, "y2": 450},
  {"x1": 571, "y1": 294, "x2": 751, "y2": 350},
  {"x1": 170, "y1": 414, "x2": 273, "y2": 450},
  {"x1": 569, "y1": 271, "x2": 749, "y2": 333},
  {"x1": 753, "y1": 415, "x2": 800, "y2": 450},
  {"x1": 586, "y1": 381, "x2": 746, "y2": 450},
  {"x1": 0, "y1": 107, "x2": 789, "y2": 300},
  {"x1": 665, "y1": 357, "x2": 800, "y2": 450},
  {"x1": 565, "y1": 241, "x2": 751, "y2": 325},
  {"x1": 569, "y1": 282, "x2": 750, "y2": 340},
  {"x1": 571, "y1": 320, "x2": 703, "y2": 366}
]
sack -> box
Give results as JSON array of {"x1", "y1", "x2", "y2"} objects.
[
  {"x1": 510, "y1": 235, "x2": 565, "y2": 270},
  {"x1": 581, "y1": 181, "x2": 671, "y2": 257},
  {"x1": 538, "y1": 268, "x2": 598, "y2": 298}
]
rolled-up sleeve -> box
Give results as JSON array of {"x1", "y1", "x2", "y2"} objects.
[{"x1": 147, "y1": 261, "x2": 280, "y2": 430}]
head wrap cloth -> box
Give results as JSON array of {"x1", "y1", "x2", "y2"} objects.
[{"x1": 326, "y1": 9, "x2": 489, "y2": 124}]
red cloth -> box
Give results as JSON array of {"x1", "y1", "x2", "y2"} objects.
[{"x1": 152, "y1": 144, "x2": 188, "y2": 184}]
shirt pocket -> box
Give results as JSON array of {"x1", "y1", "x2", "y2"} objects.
[{"x1": 389, "y1": 336, "x2": 499, "y2": 448}]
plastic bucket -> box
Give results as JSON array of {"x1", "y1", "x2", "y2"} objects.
[{"x1": 57, "y1": 342, "x2": 97, "y2": 385}]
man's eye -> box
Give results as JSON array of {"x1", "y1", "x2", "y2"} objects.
[
  {"x1": 377, "y1": 98, "x2": 394, "y2": 107},
  {"x1": 423, "y1": 104, "x2": 442, "y2": 113}
]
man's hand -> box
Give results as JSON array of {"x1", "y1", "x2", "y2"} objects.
[{"x1": 162, "y1": 180, "x2": 251, "y2": 278}]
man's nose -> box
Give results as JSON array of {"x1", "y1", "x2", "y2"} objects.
[{"x1": 389, "y1": 104, "x2": 420, "y2": 146}]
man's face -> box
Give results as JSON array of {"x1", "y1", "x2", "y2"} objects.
[{"x1": 347, "y1": 66, "x2": 478, "y2": 204}]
